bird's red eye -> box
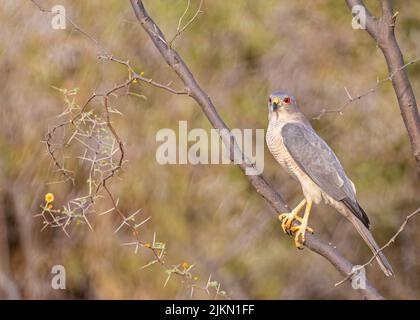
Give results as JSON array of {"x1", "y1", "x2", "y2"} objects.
[
  {"x1": 283, "y1": 97, "x2": 291, "y2": 104},
  {"x1": 268, "y1": 98, "x2": 272, "y2": 104}
]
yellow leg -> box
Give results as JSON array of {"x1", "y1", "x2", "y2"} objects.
[
  {"x1": 292, "y1": 200, "x2": 313, "y2": 249},
  {"x1": 278, "y1": 199, "x2": 306, "y2": 235}
]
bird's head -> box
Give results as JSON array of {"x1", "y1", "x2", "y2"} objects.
[{"x1": 267, "y1": 91, "x2": 300, "y2": 121}]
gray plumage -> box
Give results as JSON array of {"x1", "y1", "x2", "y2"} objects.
[{"x1": 281, "y1": 122, "x2": 370, "y2": 228}]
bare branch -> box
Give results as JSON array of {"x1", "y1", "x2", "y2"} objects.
[
  {"x1": 169, "y1": 0, "x2": 204, "y2": 47},
  {"x1": 97, "y1": 55, "x2": 190, "y2": 95},
  {"x1": 379, "y1": 0, "x2": 394, "y2": 20},
  {"x1": 313, "y1": 55, "x2": 420, "y2": 120},
  {"x1": 30, "y1": 0, "x2": 107, "y2": 55},
  {"x1": 345, "y1": 0, "x2": 420, "y2": 170}
]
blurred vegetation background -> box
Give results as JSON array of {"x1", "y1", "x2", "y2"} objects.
[{"x1": 0, "y1": 0, "x2": 419, "y2": 299}]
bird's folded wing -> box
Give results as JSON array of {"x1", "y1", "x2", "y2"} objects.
[{"x1": 281, "y1": 122, "x2": 355, "y2": 202}]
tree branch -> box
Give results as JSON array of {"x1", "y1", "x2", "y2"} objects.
[
  {"x1": 129, "y1": 0, "x2": 385, "y2": 300},
  {"x1": 346, "y1": 0, "x2": 420, "y2": 171}
]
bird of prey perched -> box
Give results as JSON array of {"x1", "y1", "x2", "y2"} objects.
[{"x1": 265, "y1": 90, "x2": 393, "y2": 276}]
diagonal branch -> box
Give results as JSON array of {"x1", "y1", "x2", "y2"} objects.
[
  {"x1": 130, "y1": 0, "x2": 385, "y2": 300},
  {"x1": 346, "y1": 0, "x2": 420, "y2": 171}
]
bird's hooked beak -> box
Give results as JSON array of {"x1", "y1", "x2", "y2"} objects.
[{"x1": 272, "y1": 98, "x2": 280, "y2": 111}]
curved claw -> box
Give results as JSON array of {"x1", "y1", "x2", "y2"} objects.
[
  {"x1": 291, "y1": 224, "x2": 314, "y2": 249},
  {"x1": 291, "y1": 200, "x2": 314, "y2": 249},
  {"x1": 278, "y1": 212, "x2": 298, "y2": 235},
  {"x1": 278, "y1": 199, "x2": 313, "y2": 248},
  {"x1": 278, "y1": 199, "x2": 307, "y2": 234},
  {"x1": 279, "y1": 213, "x2": 311, "y2": 236},
  {"x1": 294, "y1": 228, "x2": 306, "y2": 249},
  {"x1": 290, "y1": 224, "x2": 314, "y2": 234}
]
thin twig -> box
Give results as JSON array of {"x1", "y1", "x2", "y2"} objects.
[
  {"x1": 169, "y1": 0, "x2": 204, "y2": 47},
  {"x1": 313, "y1": 55, "x2": 420, "y2": 120}
]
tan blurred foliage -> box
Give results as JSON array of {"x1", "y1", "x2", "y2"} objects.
[{"x1": 0, "y1": 0, "x2": 419, "y2": 299}]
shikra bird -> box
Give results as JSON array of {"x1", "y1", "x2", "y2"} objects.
[{"x1": 265, "y1": 90, "x2": 393, "y2": 276}]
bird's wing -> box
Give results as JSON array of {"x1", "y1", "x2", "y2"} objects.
[{"x1": 281, "y1": 122, "x2": 370, "y2": 227}]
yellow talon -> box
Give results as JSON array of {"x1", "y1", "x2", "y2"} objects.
[
  {"x1": 291, "y1": 224, "x2": 314, "y2": 249},
  {"x1": 278, "y1": 199, "x2": 314, "y2": 249},
  {"x1": 291, "y1": 200, "x2": 313, "y2": 249},
  {"x1": 294, "y1": 229, "x2": 305, "y2": 249},
  {"x1": 278, "y1": 199, "x2": 307, "y2": 235},
  {"x1": 279, "y1": 212, "x2": 298, "y2": 234}
]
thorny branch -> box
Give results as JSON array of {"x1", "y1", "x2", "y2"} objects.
[
  {"x1": 313, "y1": 55, "x2": 420, "y2": 120},
  {"x1": 97, "y1": 55, "x2": 190, "y2": 95},
  {"x1": 31, "y1": 0, "x2": 226, "y2": 298},
  {"x1": 40, "y1": 79, "x2": 136, "y2": 236},
  {"x1": 30, "y1": 0, "x2": 108, "y2": 55}
]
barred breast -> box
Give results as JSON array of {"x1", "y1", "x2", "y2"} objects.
[
  {"x1": 266, "y1": 121, "x2": 302, "y2": 179},
  {"x1": 266, "y1": 120, "x2": 323, "y2": 203}
]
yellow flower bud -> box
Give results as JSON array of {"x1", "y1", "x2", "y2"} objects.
[{"x1": 45, "y1": 193, "x2": 54, "y2": 203}]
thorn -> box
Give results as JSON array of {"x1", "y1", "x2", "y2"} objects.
[{"x1": 344, "y1": 87, "x2": 352, "y2": 100}]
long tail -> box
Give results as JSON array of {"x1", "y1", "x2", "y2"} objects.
[{"x1": 346, "y1": 210, "x2": 394, "y2": 277}]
